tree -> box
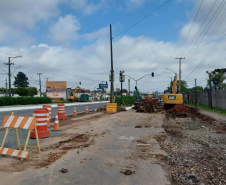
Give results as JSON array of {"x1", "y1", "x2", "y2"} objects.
[
  {"x1": 27, "y1": 87, "x2": 38, "y2": 96},
  {"x1": 191, "y1": 86, "x2": 204, "y2": 92},
  {"x1": 165, "y1": 80, "x2": 188, "y2": 93},
  {"x1": 13, "y1": 72, "x2": 29, "y2": 87},
  {"x1": 15, "y1": 87, "x2": 28, "y2": 96},
  {"x1": 207, "y1": 70, "x2": 226, "y2": 90}
]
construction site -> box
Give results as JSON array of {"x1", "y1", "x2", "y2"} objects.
[{"x1": 0, "y1": 100, "x2": 225, "y2": 185}]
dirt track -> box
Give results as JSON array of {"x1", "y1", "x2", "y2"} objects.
[{"x1": 0, "y1": 106, "x2": 225, "y2": 185}]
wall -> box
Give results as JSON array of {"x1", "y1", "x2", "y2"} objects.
[{"x1": 188, "y1": 90, "x2": 226, "y2": 109}]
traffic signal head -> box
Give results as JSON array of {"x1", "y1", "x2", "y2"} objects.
[
  {"x1": 152, "y1": 72, "x2": 154, "y2": 77},
  {"x1": 135, "y1": 86, "x2": 137, "y2": 90}
]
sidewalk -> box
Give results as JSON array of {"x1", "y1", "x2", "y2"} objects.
[{"x1": 199, "y1": 109, "x2": 226, "y2": 121}]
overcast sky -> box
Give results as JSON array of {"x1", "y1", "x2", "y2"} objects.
[{"x1": 0, "y1": 0, "x2": 225, "y2": 93}]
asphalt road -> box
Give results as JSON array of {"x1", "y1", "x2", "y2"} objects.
[
  {"x1": 0, "y1": 102, "x2": 108, "y2": 125},
  {"x1": 1, "y1": 110, "x2": 171, "y2": 185}
]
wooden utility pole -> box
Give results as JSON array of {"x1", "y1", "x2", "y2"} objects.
[
  {"x1": 128, "y1": 79, "x2": 130, "y2": 96},
  {"x1": 175, "y1": 57, "x2": 185, "y2": 93},
  {"x1": 37, "y1": 73, "x2": 42, "y2": 97},
  {"x1": 195, "y1": 79, "x2": 197, "y2": 105},
  {"x1": 5, "y1": 78, "x2": 7, "y2": 96},
  {"x1": 206, "y1": 71, "x2": 212, "y2": 109}
]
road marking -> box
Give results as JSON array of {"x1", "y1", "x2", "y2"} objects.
[{"x1": 119, "y1": 136, "x2": 134, "y2": 140}]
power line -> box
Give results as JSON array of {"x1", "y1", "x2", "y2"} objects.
[
  {"x1": 113, "y1": 0, "x2": 172, "y2": 39},
  {"x1": 184, "y1": 29, "x2": 226, "y2": 80},
  {"x1": 185, "y1": 0, "x2": 225, "y2": 59},
  {"x1": 178, "y1": 0, "x2": 204, "y2": 56},
  {"x1": 182, "y1": 0, "x2": 218, "y2": 57}
]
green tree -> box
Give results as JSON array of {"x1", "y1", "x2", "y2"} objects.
[
  {"x1": 191, "y1": 86, "x2": 204, "y2": 92},
  {"x1": 13, "y1": 72, "x2": 29, "y2": 87},
  {"x1": 15, "y1": 87, "x2": 28, "y2": 96},
  {"x1": 207, "y1": 70, "x2": 226, "y2": 90},
  {"x1": 27, "y1": 87, "x2": 38, "y2": 96},
  {"x1": 165, "y1": 80, "x2": 188, "y2": 93}
]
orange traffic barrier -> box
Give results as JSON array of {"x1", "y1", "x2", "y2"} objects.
[
  {"x1": 43, "y1": 105, "x2": 52, "y2": 127},
  {"x1": 86, "y1": 106, "x2": 89, "y2": 114},
  {"x1": 30, "y1": 108, "x2": 49, "y2": 139},
  {"x1": 52, "y1": 113, "x2": 60, "y2": 131},
  {"x1": 0, "y1": 113, "x2": 41, "y2": 159},
  {"x1": 57, "y1": 103, "x2": 67, "y2": 120},
  {"x1": 73, "y1": 106, "x2": 77, "y2": 116}
]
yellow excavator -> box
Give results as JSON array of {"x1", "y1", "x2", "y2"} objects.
[
  {"x1": 162, "y1": 73, "x2": 183, "y2": 109},
  {"x1": 67, "y1": 86, "x2": 84, "y2": 101}
]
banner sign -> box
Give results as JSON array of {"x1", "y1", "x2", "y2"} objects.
[{"x1": 46, "y1": 81, "x2": 67, "y2": 92}]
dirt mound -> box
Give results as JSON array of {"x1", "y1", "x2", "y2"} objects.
[
  {"x1": 133, "y1": 99, "x2": 163, "y2": 113},
  {"x1": 166, "y1": 105, "x2": 215, "y2": 123}
]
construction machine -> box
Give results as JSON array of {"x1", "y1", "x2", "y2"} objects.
[
  {"x1": 67, "y1": 86, "x2": 84, "y2": 101},
  {"x1": 162, "y1": 73, "x2": 183, "y2": 109}
]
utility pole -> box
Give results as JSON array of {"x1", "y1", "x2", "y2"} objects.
[
  {"x1": 175, "y1": 57, "x2": 185, "y2": 93},
  {"x1": 4, "y1": 56, "x2": 22, "y2": 97},
  {"x1": 195, "y1": 79, "x2": 197, "y2": 105},
  {"x1": 110, "y1": 24, "x2": 114, "y2": 103},
  {"x1": 45, "y1": 78, "x2": 49, "y2": 81},
  {"x1": 37, "y1": 73, "x2": 42, "y2": 97},
  {"x1": 206, "y1": 71, "x2": 212, "y2": 109},
  {"x1": 5, "y1": 78, "x2": 7, "y2": 96},
  {"x1": 128, "y1": 79, "x2": 130, "y2": 96}
]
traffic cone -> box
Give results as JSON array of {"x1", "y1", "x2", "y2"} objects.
[
  {"x1": 52, "y1": 113, "x2": 60, "y2": 131},
  {"x1": 86, "y1": 106, "x2": 89, "y2": 114},
  {"x1": 73, "y1": 106, "x2": 77, "y2": 116}
]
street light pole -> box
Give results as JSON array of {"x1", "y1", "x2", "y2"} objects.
[
  {"x1": 4, "y1": 56, "x2": 22, "y2": 97},
  {"x1": 126, "y1": 73, "x2": 154, "y2": 91}
]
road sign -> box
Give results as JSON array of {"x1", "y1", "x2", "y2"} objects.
[{"x1": 99, "y1": 84, "x2": 108, "y2": 89}]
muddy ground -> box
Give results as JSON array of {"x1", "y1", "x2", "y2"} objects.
[
  {"x1": 0, "y1": 105, "x2": 225, "y2": 185},
  {"x1": 160, "y1": 105, "x2": 226, "y2": 185}
]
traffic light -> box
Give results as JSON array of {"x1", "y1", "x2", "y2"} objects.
[
  {"x1": 152, "y1": 72, "x2": 154, "y2": 77},
  {"x1": 119, "y1": 70, "x2": 125, "y2": 82},
  {"x1": 79, "y1": 82, "x2": 81, "y2": 85},
  {"x1": 135, "y1": 86, "x2": 137, "y2": 90}
]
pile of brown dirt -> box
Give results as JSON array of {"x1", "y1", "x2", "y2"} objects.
[
  {"x1": 133, "y1": 99, "x2": 163, "y2": 113},
  {"x1": 166, "y1": 104, "x2": 215, "y2": 123}
]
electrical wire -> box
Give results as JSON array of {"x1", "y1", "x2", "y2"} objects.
[
  {"x1": 184, "y1": 0, "x2": 225, "y2": 59},
  {"x1": 182, "y1": 0, "x2": 218, "y2": 57},
  {"x1": 113, "y1": 0, "x2": 172, "y2": 39},
  {"x1": 178, "y1": 0, "x2": 204, "y2": 56}
]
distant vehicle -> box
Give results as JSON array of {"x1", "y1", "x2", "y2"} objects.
[
  {"x1": 79, "y1": 94, "x2": 92, "y2": 102},
  {"x1": 162, "y1": 73, "x2": 183, "y2": 109},
  {"x1": 67, "y1": 86, "x2": 84, "y2": 101}
]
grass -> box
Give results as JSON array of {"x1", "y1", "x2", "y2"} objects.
[{"x1": 186, "y1": 103, "x2": 226, "y2": 115}]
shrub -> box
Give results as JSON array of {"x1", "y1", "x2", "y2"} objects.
[
  {"x1": 115, "y1": 95, "x2": 142, "y2": 106},
  {"x1": 27, "y1": 87, "x2": 38, "y2": 96},
  {"x1": 0, "y1": 97, "x2": 52, "y2": 106},
  {"x1": 15, "y1": 87, "x2": 28, "y2": 96}
]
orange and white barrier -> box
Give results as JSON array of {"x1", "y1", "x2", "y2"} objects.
[
  {"x1": 53, "y1": 113, "x2": 60, "y2": 131},
  {"x1": 0, "y1": 113, "x2": 41, "y2": 159},
  {"x1": 73, "y1": 106, "x2": 77, "y2": 116},
  {"x1": 30, "y1": 108, "x2": 49, "y2": 139},
  {"x1": 57, "y1": 103, "x2": 67, "y2": 120},
  {"x1": 0, "y1": 147, "x2": 29, "y2": 158},
  {"x1": 86, "y1": 106, "x2": 89, "y2": 114},
  {"x1": 43, "y1": 105, "x2": 52, "y2": 127}
]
